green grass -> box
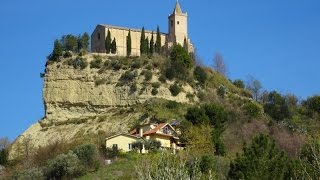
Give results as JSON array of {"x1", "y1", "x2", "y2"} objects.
[{"x1": 78, "y1": 153, "x2": 140, "y2": 180}]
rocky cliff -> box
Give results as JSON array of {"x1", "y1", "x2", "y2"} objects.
[{"x1": 9, "y1": 54, "x2": 197, "y2": 159}]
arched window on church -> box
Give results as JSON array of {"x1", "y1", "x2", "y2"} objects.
[
  {"x1": 98, "y1": 33, "x2": 101, "y2": 40},
  {"x1": 177, "y1": 21, "x2": 180, "y2": 25},
  {"x1": 171, "y1": 20, "x2": 174, "y2": 27}
]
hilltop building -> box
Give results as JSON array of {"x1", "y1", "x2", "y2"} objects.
[{"x1": 91, "y1": 1, "x2": 193, "y2": 56}]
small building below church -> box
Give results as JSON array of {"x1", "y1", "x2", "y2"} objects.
[{"x1": 91, "y1": 1, "x2": 194, "y2": 56}]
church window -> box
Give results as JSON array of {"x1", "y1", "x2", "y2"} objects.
[
  {"x1": 98, "y1": 33, "x2": 101, "y2": 40},
  {"x1": 177, "y1": 21, "x2": 180, "y2": 25},
  {"x1": 171, "y1": 20, "x2": 174, "y2": 27}
]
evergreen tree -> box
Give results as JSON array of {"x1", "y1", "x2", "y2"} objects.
[
  {"x1": 145, "y1": 37, "x2": 149, "y2": 55},
  {"x1": 52, "y1": 39, "x2": 63, "y2": 61},
  {"x1": 81, "y1": 32, "x2": 90, "y2": 50},
  {"x1": 140, "y1": 27, "x2": 147, "y2": 54},
  {"x1": 126, "y1": 30, "x2": 132, "y2": 57},
  {"x1": 149, "y1": 32, "x2": 154, "y2": 55},
  {"x1": 156, "y1": 26, "x2": 161, "y2": 54},
  {"x1": 105, "y1": 30, "x2": 112, "y2": 54},
  {"x1": 111, "y1": 38, "x2": 117, "y2": 54},
  {"x1": 77, "y1": 35, "x2": 82, "y2": 52}
]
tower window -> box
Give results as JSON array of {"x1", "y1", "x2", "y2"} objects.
[
  {"x1": 98, "y1": 33, "x2": 101, "y2": 40},
  {"x1": 171, "y1": 20, "x2": 174, "y2": 27},
  {"x1": 177, "y1": 21, "x2": 180, "y2": 25}
]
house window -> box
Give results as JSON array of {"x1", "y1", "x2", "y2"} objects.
[
  {"x1": 112, "y1": 144, "x2": 118, "y2": 149},
  {"x1": 177, "y1": 21, "x2": 180, "y2": 25},
  {"x1": 163, "y1": 127, "x2": 169, "y2": 134},
  {"x1": 98, "y1": 33, "x2": 101, "y2": 40},
  {"x1": 171, "y1": 20, "x2": 174, "y2": 27},
  {"x1": 129, "y1": 143, "x2": 132, "y2": 150}
]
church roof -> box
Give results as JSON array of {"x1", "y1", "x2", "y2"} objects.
[
  {"x1": 174, "y1": 1, "x2": 183, "y2": 14},
  {"x1": 98, "y1": 24, "x2": 167, "y2": 35}
]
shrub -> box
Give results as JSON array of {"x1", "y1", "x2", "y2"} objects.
[
  {"x1": 166, "y1": 101, "x2": 180, "y2": 109},
  {"x1": 63, "y1": 50, "x2": 73, "y2": 58},
  {"x1": 144, "y1": 139, "x2": 161, "y2": 151},
  {"x1": 79, "y1": 49, "x2": 87, "y2": 56},
  {"x1": 132, "y1": 141, "x2": 144, "y2": 153},
  {"x1": 12, "y1": 168, "x2": 44, "y2": 180},
  {"x1": 45, "y1": 151, "x2": 84, "y2": 179},
  {"x1": 165, "y1": 67, "x2": 175, "y2": 80},
  {"x1": 233, "y1": 79, "x2": 245, "y2": 89},
  {"x1": 200, "y1": 155, "x2": 215, "y2": 174},
  {"x1": 73, "y1": 57, "x2": 88, "y2": 70},
  {"x1": 111, "y1": 60, "x2": 122, "y2": 71},
  {"x1": 0, "y1": 149, "x2": 8, "y2": 166},
  {"x1": 130, "y1": 84, "x2": 137, "y2": 93},
  {"x1": 243, "y1": 101, "x2": 263, "y2": 118},
  {"x1": 90, "y1": 59, "x2": 102, "y2": 69},
  {"x1": 169, "y1": 83, "x2": 182, "y2": 96},
  {"x1": 158, "y1": 75, "x2": 166, "y2": 83},
  {"x1": 131, "y1": 59, "x2": 142, "y2": 69},
  {"x1": 102, "y1": 146, "x2": 119, "y2": 159},
  {"x1": 151, "y1": 88, "x2": 158, "y2": 96},
  {"x1": 194, "y1": 66, "x2": 207, "y2": 84},
  {"x1": 170, "y1": 44, "x2": 193, "y2": 80},
  {"x1": 95, "y1": 78, "x2": 108, "y2": 86},
  {"x1": 119, "y1": 71, "x2": 136, "y2": 83},
  {"x1": 73, "y1": 144, "x2": 98, "y2": 168},
  {"x1": 152, "y1": 82, "x2": 161, "y2": 89},
  {"x1": 144, "y1": 70, "x2": 153, "y2": 81},
  {"x1": 217, "y1": 85, "x2": 228, "y2": 98},
  {"x1": 304, "y1": 95, "x2": 320, "y2": 115}
]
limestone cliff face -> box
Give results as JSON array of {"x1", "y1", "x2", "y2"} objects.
[{"x1": 10, "y1": 54, "x2": 197, "y2": 159}]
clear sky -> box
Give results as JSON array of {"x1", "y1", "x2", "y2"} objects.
[{"x1": 0, "y1": 0, "x2": 319, "y2": 140}]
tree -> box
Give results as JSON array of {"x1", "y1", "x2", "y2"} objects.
[
  {"x1": 233, "y1": 79, "x2": 245, "y2": 89},
  {"x1": 263, "y1": 91, "x2": 290, "y2": 121},
  {"x1": 149, "y1": 32, "x2": 154, "y2": 55},
  {"x1": 194, "y1": 66, "x2": 208, "y2": 85},
  {"x1": 111, "y1": 38, "x2": 117, "y2": 54},
  {"x1": 140, "y1": 27, "x2": 147, "y2": 54},
  {"x1": 246, "y1": 75, "x2": 262, "y2": 101},
  {"x1": 303, "y1": 95, "x2": 320, "y2": 115},
  {"x1": 297, "y1": 140, "x2": 320, "y2": 179},
  {"x1": 0, "y1": 137, "x2": 9, "y2": 166},
  {"x1": 156, "y1": 26, "x2": 162, "y2": 54},
  {"x1": 132, "y1": 141, "x2": 144, "y2": 153},
  {"x1": 145, "y1": 37, "x2": 149, "y2": 54},
  {"x1": 80, "y1": 32, "x2": 90, "y2": 51},
  {"x1": 228, "y1": 134, "x2": 290, "y2": 180},
  {"x1": 185, "y1": 107, "x2": 209, "y2": 125},
  {"x1": 212, "y1": 53, "x2": 227, "y2": 76},
  {"x1": 170, "y1": 44, "x2": 194, "y2": 79},
  {"x1": 105, "y1": 30, "x2": 111, "y2": 54},
  {"x1": 61, "y1": 34, "x2": 78, "y2": 52},
  {"x1": 144, "y1": 139, "x2": 161, "y2": 151},
  {"x1": 126, "y1": 30, "x2": 132, "y2": 57},
  {"x1": 51, "y1": 39, "x2": 63, "y2": 61}
]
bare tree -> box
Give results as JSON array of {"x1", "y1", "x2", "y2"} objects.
[
  {"x1": 246, "y1": 75, "x2": 262, "y2": 101},
  {"x1": 0, "y1": 137, "x2": 10, "y2": 150},
  {"x1": 21, "y1": 135, "x2": 34, "y2": 163},
  {"x1": 193, "y1": 48, "x2": 204, "y2": 67},
  {"x1": 212, "y1": 53, "x2": 227, "y2": 76}
]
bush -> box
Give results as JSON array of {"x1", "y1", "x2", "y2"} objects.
[
  {"x1": 200, "y1": 155, "x2": 215, "y2": 174},
  {"x1": 0, "y1": 149, "x2": 8, "y2": 166},
  {"x1": 73, "y1": 144, "x2": 98, "y2": 168},
  {"x1": 73, "y1": 57, "x2": 88, "y2": 70},
  {"x1": 111, "y1": 60, "x2": 122, "y2": 71},
  {"x1": 79, "y1": 49, "x2": 87, "y2": 56},
  {"x1": 217, "y1": 85, "x2": 228, "y2": 98},
  {"x1": 243, "y1": 101, "x2": 263, "y2": 118},
  {"x1": 166, "y1": 101, "x2": 180, "y2": 109},
  {"x1": 12, "y1": 168, "x2": 44, "y2": 180},
  {"x1": 169, "y1": 83, "x2": 182, "y2": 96},
  {"x1": 90, "y1": 59, "x2": 102, "y2": 69},
  {"x1": 151, "y1": 88, "x2": 158, "y2": 96},
  {"x1": 152, "y1": 82, "x2": 161, "y2": 89},
  {"x1": 131, "y1": 59, "x2": 142, "y2": 69},
  {"x1": 119, "y1": 71, "x2": 136, "y2": 83},
  {"x1": 45, "y1": 151, "x2": 84, "y2": 179},
  {"x1": 170, "y1": 44, "x2": 193, "y2": 80},
  {"x1": 165, "y1": 67, "x2": 175, "y2": 80},
  {"x1": 144, "y1": 70, "x2": 153, "y2": 81},
  {"x1": 159, "y1": 75, "x2": 166, "y2": 83},
  {"x1": 194, "y1": 66, "x2": 207, "y2": 84},
  {"x1": 132, "y1": 141, "x2": 144, "y2": 153},
  {"x1": 144, "y1": 139, "x2": 161, "y2": 151},
  {"x1": 233, "y1": 79, "x2": 245, "y2": 89},
  {"x1": 63, "y1": 50, "x2": 73, "y2": 58},
  {"x1": 304, "y1": 95, "x2": 320, "y2": 115},
  {"x1": 95, "y1": 78, "x2": 108, "y2": 86},
  {"x1": 130, "y1": 84, "x2": 137, "y2": 93}
]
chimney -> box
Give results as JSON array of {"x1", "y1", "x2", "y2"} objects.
[{"x1": 139, "y1": 128, "x2": 143, "y2": 137}]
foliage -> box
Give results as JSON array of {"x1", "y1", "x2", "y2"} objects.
[
  {"x1": 212, "y1": 53, "x2": 227, "y2": 76},
  {"x1": 217, "y1": 85, "x2": 228, "y2": 98},
  {"x1": 185, "y1": 107, "x2": 209, "y2": 125},
  {"x1": 119, "y1": 71, "x2": 136, "y2": 84},
  {"x1": 0, "y1": 149, "x2": 8, "y2": 166},
  {"x1": 103, "y1": 146, "x2": 119, "y2": 159},
  {"x1": 194, "y1": 66, "x2": 207, "y2": 85},
  {"x1": 158, "y1": 74, "x2": 166, "y2": 83},
  {"x1": 243, "y1": 101, "x2": 263, "y2": 118},
  {"x1": 199, "y1": 155, "x2": 215, "y2": 174},
  {"x1": 156, "y1": 26, "x2": 162, "y2": 54},
  {"x1": 111, "y1": 38, "x2": 117, "y2": 54},
  {"x1": 169, "y1": 44, "x2": 194, "y2": 80},
  {"x1": 169, "y1": 83, "x2": 182, "y2": 96},
  {"x1": 77, "y1": 32, "x2": 90, "y2": 51},
  {"x1": 132, "y1": 141, "x2": 144, "y2": 153},
  {"x1": 144, "y1": 70, "x2": 153, "y2": 81},
  {"x1": 296, "y1": 140, "x2": 320, "y2": 179},
  {"x1": 151, "y1": 88, "x2": 158, "y2": 96},
  {"x1": 166, "y1": 101, "x2": 180, "y2": 109},
  {"x1": 45, "y1": 151, "x2": 84, "y2": 179},
  {"x1": 144, "y1": 139, "x2": 161, "y2": 152},
  {"x1": 12, "y1": 167, "x2": 44, "y2": 180},
  {"x1": 233, "y1": 79, "x2": 245, "y2": 89},
  {"x1": 228, "y1": 134, "x2": 290, "y2": 180},
  {"x1": 127, "y1": 30, "x2": 132, "y2": 56},
  {"x1": 246, "y1": 75, "x2": 262, "y2": 101},
  {"x1": 140, "y1": 27, "x2": 148, "y2": 55},
  {"x1": 50, "y1": 39, "x2": 63, "y2": 61},
  {"x1": 90, "y1": 58, "x2": 102, "y2": 69},
  {"x1": 61, "y1": 34, "x2": 78, "y2": 52},
  {"x1": 149, "y1": 32, "x2": 154, "y2": 55},
  {"x1": 73, "y1": 57, "x2": 88, "y2": 70},
  {"x1": 105, "y1": 30, "x2": 111, "y2": 54},
  {"x1": 165, "y1": 67, "x2": 175, "y2": 80},
  {"x1": 73, "y1": 144, "x2": 98, "y2": 168},
  {"x1": 63, "y1": 50, "x2": 73, "y2": 58},
  {"x1": 303, "y1": 95, "x2": 320, "y2": 116},
  {"x1": 263, "y1": 91, "x2": 290, "y2": 121},
  {"x1": 152, "y1": 82, "x2": 161, "y2": 89}
]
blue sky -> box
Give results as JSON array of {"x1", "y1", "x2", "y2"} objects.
[{"x1": 0, "y1": 0, "x2": 319, "y2": 140}]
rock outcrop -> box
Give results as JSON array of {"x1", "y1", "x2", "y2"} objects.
[{"x1": 9, "y1": 54, "x2": 197, "y2": 159}]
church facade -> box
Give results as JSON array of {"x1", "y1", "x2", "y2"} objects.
[{"x1": 91, "y1": 1, "x2": 194, "y2": 56}]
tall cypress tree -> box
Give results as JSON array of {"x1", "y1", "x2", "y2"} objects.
[
  {"x1": 81, "y1": 32, "x2": 90, "y2": 50},
  {"x1": 156, "y1": 26, "x2": 161, "y2": 54},
  {"x1": 105, "y1": 30, "x2": 111, "y2": 54},
  {"x1": 149, "y1": 32, "x2": 154, "y2": 55},
  {"x1": 145, "y1": 37, "x2": 149, "y2": 55},
  {"x1": 111, "y1": 38, "x2": 117, "y2": 54},
  {"x1": 127, "y1": 30, "x2": 132, "y2": 57},
  {"x1": 140, "y1": 27, "x2": 146, "y2": 54},
  {"x1": 52, "y1": 39, "x2": 62, "y2": 60}
]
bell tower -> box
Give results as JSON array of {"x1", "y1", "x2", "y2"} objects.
[{"x1": 168, "y1": 0, "x2": 188, "y2": 46}]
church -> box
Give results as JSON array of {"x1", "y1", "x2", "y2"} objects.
[{"x1": 91, "y1": 1, "x2": 194, "y2": 56}]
